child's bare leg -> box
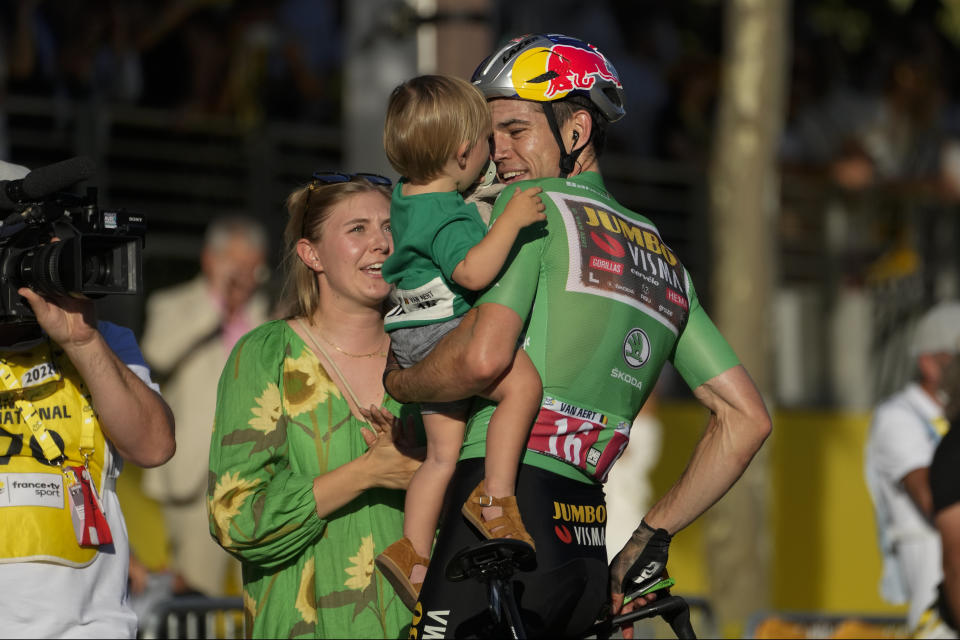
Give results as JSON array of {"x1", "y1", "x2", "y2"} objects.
[
  {"x1": 478, "y1": 349, "x2": 542, "y2": 520},
  {"x1": 403, "y1": 410, "x2": 466, "y2": 580}
]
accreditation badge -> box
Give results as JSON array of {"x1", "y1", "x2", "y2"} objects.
[{"x1": 65, "y1": 465, "x2": 113, "y2": 547}]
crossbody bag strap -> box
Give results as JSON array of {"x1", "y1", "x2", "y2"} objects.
[{"x1": 295, "y1": 318, "x2": 367, "y2": 419}]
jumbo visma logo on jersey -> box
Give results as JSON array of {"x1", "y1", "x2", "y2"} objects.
[{"x1": 553, "y1": 193, "x2": 691, "y2": 336}]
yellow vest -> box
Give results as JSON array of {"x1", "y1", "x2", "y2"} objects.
[{"x1": 0, "y1": 341, "x2": 109, "y2": 567}]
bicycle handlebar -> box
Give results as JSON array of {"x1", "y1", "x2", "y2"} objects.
[
  {"x1": 445, "y1": 539, "x2": 696, "y2": 639},
  {"x1": 590, "y1": 595, "x2": 696, "y2": 639}
]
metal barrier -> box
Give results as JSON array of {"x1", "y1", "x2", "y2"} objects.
[{"x1": 138, "y1": 595, "x2": 244, "y2": 640}]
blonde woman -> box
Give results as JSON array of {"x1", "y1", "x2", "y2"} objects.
[{"x1": 208, "y1": 172, "x2": 422, "y2": 638}]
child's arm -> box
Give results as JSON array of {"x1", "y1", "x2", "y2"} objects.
[{"x1": 451, "y1": 186, "x2": 545, "y2": 290}]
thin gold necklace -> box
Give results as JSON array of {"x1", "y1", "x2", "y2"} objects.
[{"x1": 311, "y1": 324, "x2": 388, "y2": 358}]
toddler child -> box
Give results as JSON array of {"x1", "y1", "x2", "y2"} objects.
[{"x1": 374, "y1": 74, "x2": 545, "y2": 610}]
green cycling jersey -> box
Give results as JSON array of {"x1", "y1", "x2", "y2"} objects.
[{"x1": 462, "y1": 171, "x2": 739, "y2": 483}]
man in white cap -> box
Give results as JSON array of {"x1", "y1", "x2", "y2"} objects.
[{"x1": 865, "y1": 300, "x2": 960, "y2": 637}]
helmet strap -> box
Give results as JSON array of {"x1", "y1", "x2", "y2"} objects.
[{"x1": 543, "y1": 102, "x2": 586, "y2": 178}]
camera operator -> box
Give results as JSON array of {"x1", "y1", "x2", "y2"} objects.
[{"x1": 0, "y1": 160, "x2": 175, "y2": 637}]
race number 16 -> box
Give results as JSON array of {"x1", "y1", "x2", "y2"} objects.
[{"x1": 547, "y1": 418, "x2": 594, "y2": 466}]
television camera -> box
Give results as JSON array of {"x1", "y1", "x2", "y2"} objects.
[{"x1": 0, "y1": 157, "x2": 145, "y2": 330}]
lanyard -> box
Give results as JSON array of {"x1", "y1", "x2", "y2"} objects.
[{"x1": 0, "y1": 346, "x2": 96, "y2": 466}]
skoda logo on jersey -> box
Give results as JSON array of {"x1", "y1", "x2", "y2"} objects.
[{"x1": 623, "y1": 328, "x2": 650, "y2": 368}]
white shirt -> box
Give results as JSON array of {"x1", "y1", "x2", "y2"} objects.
[{"x1": 865, "y1": 382, "x2": 944, "y2": 630}]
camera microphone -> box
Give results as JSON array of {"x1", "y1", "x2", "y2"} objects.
[{"x1": 0, "y1": 156, "x2": 96, "y2": 210}]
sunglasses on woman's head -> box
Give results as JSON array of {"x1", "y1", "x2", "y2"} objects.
[
  {"x1": 303, "y1": 171, "x2": 394, "y2": 237},
  {"x1": 310, "y1": 171, "x2": 393, "y2": 187}
]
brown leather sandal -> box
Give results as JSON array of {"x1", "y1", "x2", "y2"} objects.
[
  {"x1": 461, "y1": 481, "x2": 536, "y2": 551},
  {"x1": 374, "y1": 537, "x2": 429, "y2": 611}
]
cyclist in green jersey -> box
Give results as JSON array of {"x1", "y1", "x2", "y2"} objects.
[{"x1": 385, "y1": 33, "x2": 772, "y2": 638}]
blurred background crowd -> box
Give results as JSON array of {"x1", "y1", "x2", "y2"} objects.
[
  {"x1": 5, "y1": 0, "x2": 960, "y2": 405},
  {"x1": 4, "y1": 0, "x2": 960, "y2": 637}
]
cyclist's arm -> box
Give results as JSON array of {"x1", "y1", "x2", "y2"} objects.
[
  {"x1": 610, "y1": 365, "x2": 769, "y2": 634},
  {"x1": 385, "y1": 303, "x2": 524, "y2": 403},
  {"x1": 643, "y1": 364, "x2": 771, "y2": 534}
]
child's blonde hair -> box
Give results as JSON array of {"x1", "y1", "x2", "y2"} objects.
[{"x1": 384, "y1": 75, "x2": 490, "y2": 182}]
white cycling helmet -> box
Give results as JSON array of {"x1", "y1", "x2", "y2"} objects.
[
  {"x1": 471, "y1": 34, "x2": 625, "y2": 176},
  {"x1": 470, "y1": 33, "x2": 626, "y2": 123}
]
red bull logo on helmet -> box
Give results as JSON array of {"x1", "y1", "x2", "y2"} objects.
[{"x1": 511, "y1": 39, "x2": 621, "y2": 102}]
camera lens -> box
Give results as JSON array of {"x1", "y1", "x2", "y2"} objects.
[
  {"x1": 17, "y1": 242, "x2": 68, "y2": 296},
  {"x1": 82, "y1": 253, "x2": 112, "y2": 287}
]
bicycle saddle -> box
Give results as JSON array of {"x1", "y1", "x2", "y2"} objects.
[{"x1": 445, "y1": 539, "x2": 536, "y2": 583}]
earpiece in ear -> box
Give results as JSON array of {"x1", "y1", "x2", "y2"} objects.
[{"x1": 572, "y1": 131, "x2": 580, "y2": 142}]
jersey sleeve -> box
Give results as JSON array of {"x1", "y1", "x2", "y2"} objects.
[
  {"x1": 932, "y1": 426, "x2": 960, "y2": 514},
  {"x1": 208, "y1": 324, "x2": 327, "y2": 569},
  {"x1": 670, "y1": 273, "x2": 740, "y2": 389},
  {"x1": 431, "y1": 202, "x2": 488, "y2": 282}
]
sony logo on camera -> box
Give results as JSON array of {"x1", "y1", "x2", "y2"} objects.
[{"x1": 0, "y1": 157, "x2": 146, "y2": 328}]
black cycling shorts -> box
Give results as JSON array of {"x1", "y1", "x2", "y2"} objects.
[{"x1": 410, "y1": 458, "x2": 609, "y2": 639}]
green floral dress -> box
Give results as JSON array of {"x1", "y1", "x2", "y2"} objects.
[{"x1": 208, "y1": 320, "x2": 417, "y2": 638}]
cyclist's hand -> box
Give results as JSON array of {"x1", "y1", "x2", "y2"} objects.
[
  {"x1": 611, "y1": 588, "x2": 662, "y2": 640},
  {"x1": 608, "y1": 519, "x2": 673, "y2": 636}
]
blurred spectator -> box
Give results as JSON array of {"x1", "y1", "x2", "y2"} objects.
[
  {"x1": 865, "y1": 301, "x2": 960, "y2": 634},
  {"x1": 140, "y1": 215, "x2": 269, "y2": 598},
  {"x1": 604, "y1": 3, "x2": 673, "y2": 157},
  {"x1": 859, "y1": 56, "x2": 944, "y2": 181},
  {"x1": 260, "y1": 0, "x2": 342, "y2": 123},
  {"x1": 133, "y1": 0, "x2": 234, "y2": 116},
  {"x1": 4, "y1": 0, "x2": 58, "y2": 96},
  {"x1": 652, "y1": 52, "x2": 719, "y2": 165},
  {"x1": 930, "y1": 353, "x2": 960, "y2": 637},
  {"x1": 1, "y1": 0, "x2": 345, "y2": 125},
  {"x1": 209, "y1": 0, "x2": 341, "y2": 127},
  {"x1": 779, "y1": 33, "x2": 882, "y2": 179},
  {"x1": 783, "y1": 42, "x2": 957, "y2": 199},
  {"x1": 4, "y1": 0, "x2": 143, "y2": 104}
]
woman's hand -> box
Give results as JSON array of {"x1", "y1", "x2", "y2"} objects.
[{"x1": 359, "y1": 405, "x2": 423, "y2": 490}]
